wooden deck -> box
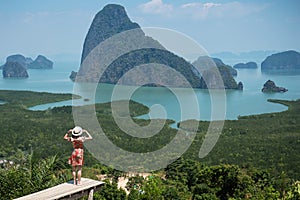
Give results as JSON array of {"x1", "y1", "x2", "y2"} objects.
[{"x1": 15, "y1": 178, "x2": 104, "y2": 200}]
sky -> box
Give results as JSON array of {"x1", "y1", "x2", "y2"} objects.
[{"x1": 0, "y1": 0, "x2": 300, "y2": 62}]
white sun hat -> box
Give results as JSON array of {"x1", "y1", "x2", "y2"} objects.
[{"x1": 72, "y1": 126, "x2": 83, "y2": 136}]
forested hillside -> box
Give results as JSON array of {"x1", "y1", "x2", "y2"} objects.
[{"x1": 0, "y1": 90, "x2": 299, "y2": 199}]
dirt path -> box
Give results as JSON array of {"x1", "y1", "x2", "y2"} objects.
[
  {"x1": 98, "y1": 172, "x2": 152, "y2": 195},
  {"x1": 117, "y1": 177, "x2": 129, "y2": 194}
]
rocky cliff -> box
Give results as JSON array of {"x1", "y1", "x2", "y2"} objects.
[
  {"x1": 28, "y1": 55, "x2": 53, "y2": 69},
  {"x1": 193, "y1": 56, "x2": 241, "y2": 89},
  {"x1": 261, "y1": 50, "x2": 300, "y2": 71},
  {"x1": 2, "y1": 62, "x2": 29, "y2": 78},
  {"x1": 212, "y1": 58, "x2": 237, "y2": 76},
  {"x1": 81, "y1": 4, "x2": 141, "y2": 64},
  {"x1": 192, "y1": 56, "x2": 237, "y2": 76},
  {"x1": 76, "y1": 4, "x2": 201, "y2": 88},
  {"x1": 261, "y1": 80, "x2": 287, "y2": 93},
  {"x1": 0, "y1": 54, "x2": 32, "y2": 69},
  {"x1": 75, "y1": 4, "x2": 240, "y2": 89}
]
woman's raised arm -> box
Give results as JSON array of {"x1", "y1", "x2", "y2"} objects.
[
  {"x1": 83, "y1": 130, "x2": 92, "y2": 140},
  {"x1": 64, "y1": 129, "x2": 72, "y2": 141}
]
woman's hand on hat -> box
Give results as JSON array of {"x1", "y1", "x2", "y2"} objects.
[{"x1": 83, "y1": 129, "x2": 92, "y2": 140}]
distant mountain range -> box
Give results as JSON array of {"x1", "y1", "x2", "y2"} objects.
[{"x1": 211, "y1": 50, "x2": 278, "y2": 66}]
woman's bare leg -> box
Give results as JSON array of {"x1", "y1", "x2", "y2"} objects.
[
  {"x1": 72, "y1": 166, "x2": 76, "y2": 185},
  {"x1": 77, "y1": 165, "x2": 82, "y2": 185}
]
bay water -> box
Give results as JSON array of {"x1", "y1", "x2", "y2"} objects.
[{"x1": 1, "y1": 61, "x2": 299, "y2": 122}]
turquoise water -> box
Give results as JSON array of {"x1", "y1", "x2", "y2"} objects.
[
  {"x1": 1, "y1": 61, "x2": 299, "y2": 122},
  {"x1": 0, "y1": 61, "x2": 77, "y2": 93}
]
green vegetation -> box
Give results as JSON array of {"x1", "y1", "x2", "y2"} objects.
[
  {"x1": 180, "y1": 99, "x2": 300, "y2": 179},
  {"x1": 0, "y1": 90, "x2": 80, "y2": 161},
  {"x1": 0, "y1": 90, "x2": 81, "y2": 107},
  {"x1": 0, "y1": 90, "x2": 299, "y2": 199},
  {"x1": 0, "y1": 153, "x2": 68, "y2": 199}
]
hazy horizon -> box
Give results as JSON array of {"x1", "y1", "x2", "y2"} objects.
[{"x1": 1, "y1": 0, "x2": 299, "y2": 62}]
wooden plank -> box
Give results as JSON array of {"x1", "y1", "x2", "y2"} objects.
[{"x1": 15, "y1": 178, "x2": 104, "y2": 200}]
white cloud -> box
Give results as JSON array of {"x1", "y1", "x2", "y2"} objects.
[
  {"x1": 222, "y1": 2, "x2": 268, "y2": 17},
  {"x1": 139, "y1": 0, "x2": 173, "y2": 15},
  {"x1": 182, "y1": 2, "x2": 221, "y2": 9},
  {"x1": 181, "y1": 2, "x2": 221, "y2": 19},
  {"x1": 203, "y1": 3, "x2": 221, "y2": 10},
  {"x1": 22, "y1": 11, "x2": 54, "y2": 24},
  {"x1": 23, "y1": 12, "x2": 35, "y2": 24},
  {"x1": 181, "y1": 1, "x2": 268, "y2": 20},
  {"x1": 139, "y1": 1, "x2": 267, "y2": 20}
]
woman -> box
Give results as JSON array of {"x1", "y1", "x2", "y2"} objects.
[{"x1": 64, "y1": 126, "x2": 92, "y2": 185}]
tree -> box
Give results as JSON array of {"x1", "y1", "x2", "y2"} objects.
[
  {"x1": 94, "y1": 179, "x2": 127, "y2": 200},
  {"x1": 140, "y1": 176, "x2": 164, "y2": 200},
  {"x1": 0, "y1": 153, "x2": 68, "y2": 199},
  {"x1": 286, "y1": 181, "x2": 300, "y2": 200}
]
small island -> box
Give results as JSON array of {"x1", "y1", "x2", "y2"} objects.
[
  {"x1": 262, "y1": 80, "x2": 288, "y2": 93},
  {"x1": 234, "y1": 61, "x2": 257, "y2": 69},
  {"x1": 28, "y1": 55, "x2": 53, "y2": 69},
  {"x1": 1, "y1": 54, "x2": 53, "y2": 70},
  {"x1": 1, "y1": 54, "x2": 54, "y2": 78},
  {"x1": 2, "y1": 61, "x2": 29, "y2": 78},
  {"x1": 261, "y1": 50, "x2": 300, "y2": 72}
]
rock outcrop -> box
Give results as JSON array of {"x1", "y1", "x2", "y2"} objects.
[
  {"x1": 261, "y1": 80, "x2": 287, "y2": 93},
  {"x1": 237, "y1": 82, "x2": 243, "y2": 90},
  {"x1": 69, "y1": 71, "x2": 77, "y2": 82},
  {"x1": 2, "y1": 62, "x2": 29, "y2": 78},
  {"x1": 193, "y1": 56, "x2": 237, "y2": 76},
  {"x1": 76, "y1": 4, "x2": 201, "y2": 88},
  {"x1": 261, "y1": 50, "x2": 300, "y2": 71},
  {"x1": 28, "y1": 55, "x2": 53, "y2": 69},
  {"x1": 0, "y1": 54, "x2": 32, "y2": 69},
  {"x1": 81, "y1": 4, "x2": 141, "y2": 64},
  {"x1": 234, "y1": 62, "x2": 257, "y2": 69},
  {"x1": 74, "y1": 4, "x2": 241, "y2": 89},
  {"x1": 1, "y1": 54, "x2": 53, "y2": 69},
  {"x1": 213, "y1": 58, "x2": 237, "y2": 76},
  {"x1": 193, "y1": 56, "x2": 241, "y2": 89}
]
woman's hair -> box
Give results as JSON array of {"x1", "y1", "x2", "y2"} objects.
[{"x1": 72, "y1": 135, "x2": 80, "y2": 139}]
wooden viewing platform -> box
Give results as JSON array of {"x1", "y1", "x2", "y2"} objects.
[{"x1": 15, "y1": 178, "x2": 104, "y2": 200}]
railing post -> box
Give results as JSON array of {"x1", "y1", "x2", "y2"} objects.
[{"x1": 88, "y1": 188, "x2": 94, "y2": 200}]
